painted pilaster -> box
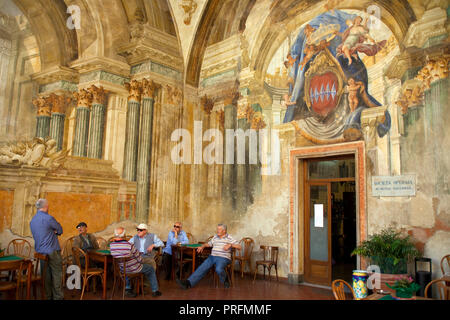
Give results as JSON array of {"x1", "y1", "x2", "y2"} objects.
[
  {"x1": 32, "y1": 96, "x2": 52, "y2": 139},
  {"x1": 87, "y1": 85, "x2": 108, "y2": 159},
  {"x1": 136, "y1": 79, "x2": 160, "y2": 223},
  {"x1": 49, "y1": 94, "x2": 71, "y2": 151},
  {"x1": 122, "y1": 80, "x2": 143, "y2": 181},
  {"x1": 72, "y1": 89, "x2": 93, "y2": 157}
]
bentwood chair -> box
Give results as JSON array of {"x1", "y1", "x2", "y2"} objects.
[
  {"x1": 441, "y1": 254, "x2": 450, "y2": 276},
  {"x1": 425, "y1": 279, "x2": 450, "y2": 300},
  {"x1": 72, "y1": 247, "x2": 104, "y2": 300},
  {"x1": 61, "y1": 236, "x2": 76, "y2": 288},
  {"x1": 7, "y1": 239, "x2": 32, "y2": 258},
  {"x1": 17, "y1": 253, "x2": 48, "y2": 300},
  {"x1": 111, "y1": 256, "x2": 145, "y2": 300},
  {"x1": 0, "y1": 260, "x2": 27, "y2": 299},
  {"x1": 96, "y1": 237, "x2": 107, "y2": 250},
  {"x1": 172, "y1": 245, "x2": 193, "y2": 280},
  {"x1": 235, "y1": 237, "x2": 254, "y2": 278},
  {"x1": 253, "y1": 246, "x2": 279, "y2": 282},
  {"x1": 186, "y1": 232, "x2": 194, "y2": 243},
  {"x1": 332, "y1": 279, "x2": 356, "y2": 300}
]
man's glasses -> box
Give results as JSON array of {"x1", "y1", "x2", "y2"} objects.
[
  {"x1": 174, "y1": 225, "x2": 181, "y2": 228},
  {"x1": 136, "y1": 229, "x2": 144, "y2": 232}
]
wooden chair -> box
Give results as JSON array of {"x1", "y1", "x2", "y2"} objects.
[
  {"x1": 425, "y1": 279, "x2": 450, "y2": 300},
  {"x1": 253, "y1": 246, "x2": 279, "y2": 282},
  {"x1": 0, "y1": 260, "x2": 27, "y2": 299},
  {"x1": 96, "y1": 237, "x2": 107, "y2": 250},
  {"x1": 332, "y1": 279, "x2": 356, "y2": 300},
  {"x1": 61, "y1": 236, "x2": 76, "y2": 288},
  {"x1": 72, "y1": 247, "x2": 104, "y2": 300},
  {"x1": 7, "y1": 239, "x2": 32, "y2": 258},
  {"x1": 235, "y1": 237, "x2": 254, "y2": 278},
  {"x1": 186, "y1": 232, "x2": 194, "y2": 243},
  {"x1": 441, "y1": 254, "x2": 450, "y2": 276},
  {"x1": 111, "y1": 256, "x2": 145, "y2": 300},
  {"x1": 213, "y1": 248, "x2": 236, "y2": 287},
  {"x1": 172, "y1": 245, "x2": 193, "y2": 280},
  {"x1": 16, "y1": 253, "x2": 48, "y2": 300}
]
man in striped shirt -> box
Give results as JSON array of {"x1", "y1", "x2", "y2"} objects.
[
  {"x1": 176, "y1": 224, "x2": 241, "y2": 289},
  {"x1": 110, "y1": 227, "x2": 162, "y2": 297}
]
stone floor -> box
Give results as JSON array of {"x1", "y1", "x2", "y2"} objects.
[{"x1": 61, "y1": 272, "x2": 334, "y2": 300}]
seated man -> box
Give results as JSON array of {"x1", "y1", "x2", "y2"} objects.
[
  {"x1": 129, "y1": 223, "x2": 164, "y2": 271},
  {"x1": 176, "y1": 224, "x2": 241, "y2": 289},
  {"x1": 110, "y1": 227, "x2": 162, "y2": 298},
  {"x1": 72, "y1": 222, "x2": 100, "y2": 268},
  {"x1": 162, "y1": 222, "x2": 189, "y2": 280}
]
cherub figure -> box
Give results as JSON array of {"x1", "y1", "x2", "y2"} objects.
[
  {"x1": 346, "y1": 78, "x2": 364, "y2": 112},
  {"x1": 335, "y1": 16, "x2": 386, "y2": 65}
]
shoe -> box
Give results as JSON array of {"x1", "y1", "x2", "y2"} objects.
[
  {"x1": 152, "y1": 291, "x2": 162, "y2": 297},
  {"x1": 176, "y1": 279, "x2": 190, "y2": 290},
  {"x1": 125, "y1": 290, "x2": 137, "y2": 298},
  {"x1": 224, "y1": 277, "x2": 230, "y2": 289}
]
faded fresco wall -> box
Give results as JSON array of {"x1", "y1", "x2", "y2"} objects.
[{"x1": 0, "y1": 0, "x2": 449, "y2": 285}]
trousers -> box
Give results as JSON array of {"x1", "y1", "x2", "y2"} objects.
[{"x1": 187, "y1": 255, "x2": 230, "y2": 287}]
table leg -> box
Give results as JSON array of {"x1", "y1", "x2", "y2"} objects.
[
  {"x1": 172, "y1": 249, "x2": 175, "y2": 280},
  {"x1": 102, "y1": 256, "x2": 107, "y2": 300},
  {"x1": 192, "y1": 249, "x2": 196, "y2": 273},
  {"x1": 26, "y1": 261, "x2": 31, "y2": 300}
]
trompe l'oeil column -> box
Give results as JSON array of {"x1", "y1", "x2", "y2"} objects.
[
  {"x1": 33, "y1": 96, "x2": 52, "y2": 139},
  {"x1": 135, "y1": 79, "x2": 161, "y2": 223},
  {"x1": 49, "y1": 94, "x2": 71, "y2": 151},
  {"x1": 72, "y1": 89, "x2": 92, "y2": 157},
  {"x1": 87, "y1": 85, "x2": 108, "y2": 159},
  {"x1": 123, "y1": 80, "x2": 143, "y2": 181}
]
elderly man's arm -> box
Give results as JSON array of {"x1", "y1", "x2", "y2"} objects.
[
  {"x1": 153, "y1": 234, "x2": 164, "y2": 247},
  {"x1": 49, "y1": 216, "x2": 63, "y2": 236}
]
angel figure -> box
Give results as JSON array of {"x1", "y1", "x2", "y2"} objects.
[
  {"x1": 346, "y1": 78, "x2": 364, "y2": 112},
  {"x1": 335, "y1": 16, "x2": 386, "y2": 65}
]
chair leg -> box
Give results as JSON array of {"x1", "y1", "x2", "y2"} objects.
[
  {"x1": 141, "y1": 276, "x2": 144, "y2": 297},
  {"x1": 110, "y1": 275, "x2": 116, "y2": 300},
  {"x1": 253, "y1": 265, "x2": 258, "y2": 282},
  {"x1": 268, "y1": 266, "x2": 272, "y2": 281},
  {"x1": 240, "y1": 261, "x2": 244, "y2": 278},
  {"x1": 80, "y1": 276, "x2": 87, "y2": 300},
  {"x1": 275, "y1": 265, "x2": 278, "y2": 281}
]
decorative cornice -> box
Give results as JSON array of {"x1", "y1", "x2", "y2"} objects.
[
  {"x1": 70, "y1": 56, "x2": 131, "y2": 79},
  {"x1": 39, "y1": 81, "x2": 78, "y2": 94},
  {"x1": 131, "y1": 61, "x2": 182, "y2": 82},
  {"x1": 32, "y1": 66, "x2": 79, "y2": 86}
]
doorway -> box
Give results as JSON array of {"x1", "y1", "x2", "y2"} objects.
[{"x1": 304, "y1": 156, "x2": 357, "y2": 286}]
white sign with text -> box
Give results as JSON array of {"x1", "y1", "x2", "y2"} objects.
[{"x1": 372, "y1": 175, "x2": 416, "y2": 197}]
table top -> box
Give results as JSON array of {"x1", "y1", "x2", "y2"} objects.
[
  {"x1": 0, "y1": 255, "x2": 24, "y2": 262},
  {"x1": 91, "y1": 249, "x2": 111, "y2": 255},
  {"x1": 181, "y1": 244, "x2": 202, "y2": 248}
]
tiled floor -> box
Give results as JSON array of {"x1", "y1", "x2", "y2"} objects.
[{"x1": 62, "y1": 272, "x2": 334, "y2": 300}]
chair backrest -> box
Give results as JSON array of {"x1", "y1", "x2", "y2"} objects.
[
  {"x1": 186, "y1": 232, "x2": 194, "y2": 243},
  {"x1": 112, "y1": 256, "x2": 135, "y2": 278},
  {"x1": 237, "y1": 237, "x2": 254, "y2": 259},
  {"x1": 260, "y1": 246, "x2": 278, "y2": 264},
  {"x1": 33, "y1": 252, "x2": 48, "y2": 277},
  {"x1": 96, "y1": 237, "x2": 107, "y2": 249},
  {"x1": 7, "y1": 239, "x2": 32, "y2": 258},
  {"x1": 441, "y1": 254, "x2": 450, "y2": 276},
  {"x1": 0, "y1": 259, "x2": 26, "y2": 298},
  {"x1": 425, "y1": 279, "x2": 450, "y2": 300},
  {"x1": 72, "y1": 247, "x2": 89, "y2": 274},
  {"x1": 62, "y1": 236, "x2": 76, "y2": 263},
  {"x1": 332, "y1": 279, "x2": 355, "y2": 300}
]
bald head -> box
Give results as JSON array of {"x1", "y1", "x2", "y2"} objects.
[{"x1": 114, "y1": 227, "x2": 125, "y2": 238}]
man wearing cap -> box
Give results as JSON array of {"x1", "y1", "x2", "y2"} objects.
[
  {"x1": 73, "y1": 222, "x2": 99, "y2": 252},
  {"x1": 73, "y1": 222, "x2": 100, "y2": 268},
  {"x1": 129, "y1": 223, "x2": 164, "y2": 271},
  {"x1": 30, "y1": 198, "x2": 64, "y2": 300}
]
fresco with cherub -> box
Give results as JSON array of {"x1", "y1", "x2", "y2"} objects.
[{"x1": 270, "y1": 9, "x2": 393, "y2": 144}]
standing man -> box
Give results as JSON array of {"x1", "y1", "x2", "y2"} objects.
[
  {"x1": 110, "y1": 227, "x2": 162, "y2": 297},
  {"x1": 129, "y1": 223, "x2": 164, "y2": 270},
  {"x1": 176, "y1": 224, "x2": 241, "y2": 289},
  {"x1": 30, "y1": 198, "x2": 64, "y2": 300},
  {"x1": 162, "y1": 222, "x2": 189, "y2": 280}
]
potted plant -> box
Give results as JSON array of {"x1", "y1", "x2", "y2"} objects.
[
  {"x1": 351, "y1": 228, "x2": 421, "y2": 292},
  {"x1": 386, "y1": 275, "x2": 421, "y2": 299}
]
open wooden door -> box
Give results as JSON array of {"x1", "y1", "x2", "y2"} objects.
[{"x1": 304, "y1": 182, "x2": 332, "y2": 286}]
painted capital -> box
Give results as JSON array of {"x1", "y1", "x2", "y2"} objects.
[
  {"x1": 49, "y1": 93, "x2": 71, "y2": 114},
  {"x1": 142, "y1": 79, "x2": 161, "y2": 99},
  {"x1": 125, "y1": 80, "x2": 143, "y2": 102},
  {"x1": 250, "y1": 111, "x2": 266, "y2": 130},
  {"x1": 88, "y1": 85, "x2": 108, "y2": 105},
  {"x1": 166, "y1": 85, "x2": 183, "y2": 106},
  {"x1": 73, "y1": 89, "x2": 93, "y2": 108},
  {"x1": 222, "y1": 87, "x2": 241, "y2": 106},
  {"x1": 415, "y1": 56, "x2": 449, "y2": 91},
  {"x1": 32, "y1": 96, "x2": 52, "y2": 117},
  {"x1": 201, "y1": 95, "x2": 215, "y2": 115}
]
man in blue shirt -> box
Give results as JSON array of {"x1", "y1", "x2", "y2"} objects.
[
  {"x1": 30, "y1": 199, "x2": 64, "y2": 300},
  {"x1": 162, "y1": 222, "x2": 189, "y2": 280}
]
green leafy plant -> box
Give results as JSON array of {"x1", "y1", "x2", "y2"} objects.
[
  {"x1": 351, "y1": 228, "x2": 421, "y2": 274},
  {"x1": 386, "y1": 276, "x2": 421, "y2": 298}
]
